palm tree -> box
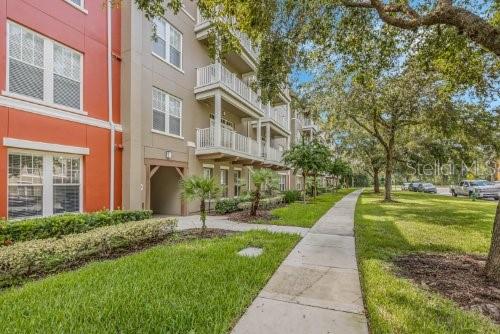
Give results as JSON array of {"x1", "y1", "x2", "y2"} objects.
[
  {"x1": 180, "y1": 176, "x2": 221, "y2": 232},
  {"x1": 250, "y1": 168, "x2": 275, "y2": 216}
]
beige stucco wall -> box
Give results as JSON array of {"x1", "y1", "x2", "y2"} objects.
[{"x1": 121, "y1": 1, "x2": 293, "y2": 214}]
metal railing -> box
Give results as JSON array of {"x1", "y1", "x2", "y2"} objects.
[
  {"x1": 196, "y1": 63, "x2": 264, "y2": 114},
  {"x1": 196, "y1": 127, "x2": 283, "y2": 163},
  {"x1": 267, "y1": 105, "x2": 289, "y2": 131},
  {"x1": 196, "y1": 8, "x2": 260, "y2": 60}
]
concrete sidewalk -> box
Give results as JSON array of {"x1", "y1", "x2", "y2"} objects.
[
  {"x1": 232, "y1": 190, "x2": 368, "y2": 334},
  {"x1": 173, "y1": 214, "x2": 310, "y2": 237}
]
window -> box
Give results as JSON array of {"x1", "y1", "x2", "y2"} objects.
[
  {"x1": 8, "y1": 153, "x2": 43, "y2": 219},
  {"x1": 7, "y1": 151, "x2": 82, "y2": 220},
  {"x1": 68, "y1": 0, "x2": 83, "y2": 7},
  {"x1": 210, "y1": 113, "x2": 234, "y2": 129},
  {"x1": 53, "y1": 156, "x2": 81, "y2": 214},
  {"x1": 220, "y1": 169, "x2": 228, "y2": 197},
  {"x1": 7, "y1": 22, "x2": 83, "y2": 111},
  {"x1": 234, "y1": 170, "x2": 242, "y2": 197},
  {"x1": 203, "y1": 167, "x2": 213, "y2": 180},
  {"x1": 279, "y1": 174, "x2": 287, "y2": 192},
  {"x1": 152, "y1": 87, "x2": 182, "y2": 136},
  {"x1": 152, "y1": 18, "x2": 183, "y2": 69}
]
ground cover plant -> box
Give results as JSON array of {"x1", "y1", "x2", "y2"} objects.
[
  {"x1": 0, "y1": 230, "x2": 300, "y2": 333},
  {"x1": 355, "y1": 191, "x2": 499, "y2": 332}
]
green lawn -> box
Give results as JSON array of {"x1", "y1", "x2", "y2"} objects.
[
  {"x1": 355, "y1": 191, "x2": 499, "y2": 333},
  {"x1": 260, "y1": 188, "x2": 354, "y2": 227},
  {"x1": 0, "y1": 231, "x2": 299, "y2": 333}
]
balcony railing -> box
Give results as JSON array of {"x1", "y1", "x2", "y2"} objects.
[
  {"x1": 196, "y1": 8, "x2": 260, "y2": 61},
  {"x1": 196, "y1": 127, "x2": 283, "y2": 163},
  {"x1": 266, "y1": 105, "x2": 289, "y2": 131},
  {"x1": 196, "y1": 63, "x2": 264, "y2": 115}
]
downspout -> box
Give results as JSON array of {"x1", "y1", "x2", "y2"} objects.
[{"x1": 107, "y1": 1, "x2": 115, "y2": 210}]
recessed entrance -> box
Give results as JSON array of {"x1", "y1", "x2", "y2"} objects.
[{"x1": 145, "y1": 159, "x2": 188, "y2": 216}]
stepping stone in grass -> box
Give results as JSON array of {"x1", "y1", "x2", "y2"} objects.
[{"x1": 238, "y1": 247, "x2": 263, "y2": 257}]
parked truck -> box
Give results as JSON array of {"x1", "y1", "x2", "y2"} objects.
[{"x1": 450, "y1": 180, "x2": 499, "y2": 200}]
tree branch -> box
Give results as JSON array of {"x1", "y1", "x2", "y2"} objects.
[{"x1": 342, "y1": 0, "x2": 500, "y2": 55}]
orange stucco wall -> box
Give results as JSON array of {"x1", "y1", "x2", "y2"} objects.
[{"x1": 0, "y1": 0, "x2": 122, "y2": 218}]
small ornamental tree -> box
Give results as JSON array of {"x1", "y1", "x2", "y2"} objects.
[
  {"x1": 180, "y1": 176, "x2": 221, "y2": 232},
  {"x1": 327, "y1": 159, "x2": 352, "y2": 191},
  {"x1": 250, "y1": 168, "x2": 275, "y2": 216},
  {"x1": 283, "y1": 139, "x2": 331, "y2": 202}
]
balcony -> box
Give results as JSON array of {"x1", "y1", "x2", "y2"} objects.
[
  {"x1": 299, "y1": 115, "x2": 320, "y2": 133},
  {"x1": 196, "y1": 63, "x2": 266, "y2": 118},
  {"x1": 265, "y1": 105, "x2": 290, "y2": 133},
  {"x1": 195, "y1": 8, "x2": 260, "y2": 67},
  {"x1": 196, "y1": 127, "x2": 284, "y2": 167}
]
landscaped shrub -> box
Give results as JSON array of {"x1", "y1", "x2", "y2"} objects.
[
  {"x1": 283, "y1": 190, "x2": 301, "y2": 203},
  {"x1": 0, "y1": 218, "x2": 176, "y2": 288},
  {"x1": 215, "y1": 198, "x2": 241, "y2": 214},
  {"x1": 238, "y1": 195, "x2": 284, "y2": 211},
  {"x1": 0, "y1": 210, "x2": 153, "y2": 246},
  {"x1": 215, "y1": 196, "x2": 251, "y2": 214}
]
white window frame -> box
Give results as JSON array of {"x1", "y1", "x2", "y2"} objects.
[
  {"x1": 152, "y1": 18, "x2": 183, "y2": 71},
  {"x1": 64, "y1": 0, "x2": 88, "y2": 14},
  {"x1": 7, "y1": 149, "x2": 83, "y2": 220},
  {"x1": 151, "y1": 87, "x2": 183, "y2": 138},
  {"x1": 6, "y1": 21, "x2": 84, "y2": 114}
]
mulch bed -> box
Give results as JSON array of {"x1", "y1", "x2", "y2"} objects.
[
  {"x1": 394, "y1": 253, "x2": 500, "y2": 323},
  {"x1": 226, "y1": 210, "x2": 277, "y2": 224},
  {"x1": 3, "y1": 228, "x2": 234, "y2": 290}
]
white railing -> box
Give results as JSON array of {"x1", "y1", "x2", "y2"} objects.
[
  {"x1": 267, "y1": 146, "x2": 282, "y2": 163},
  {"x1": 196, "y1": 63, "x2": 264, "y2": 115},
  {"x1": 196, "y1": 127, "x2": 283, "y2": 164},
  {"x1": 196, "y1": 8, "x2": 260, "y2": 60},
  {"x1": 267, "y1": 105, "x2": 289, "y2": 131}
]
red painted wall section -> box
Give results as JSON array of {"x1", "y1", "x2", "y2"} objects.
[
  {"x1": 2, "y1": 0, "x2": 116, "y2": 121},
  {"x1": 7, "y1": 110, "x2": 87, "y2": 147},
  {"x1": 85, "y1": 127, "x2": 111, "y2": 212},
  {"x1": 0, "y1": 1, "x2": 123, "y2": 217},
  {"x1": 0, "y1": 106, "x2": 8, "y2": 219}
]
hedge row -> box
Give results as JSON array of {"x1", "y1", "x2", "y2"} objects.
[
  {"x1": 0, "y1": 218, "x2": 176, "y2": 288},
  {"x1": 0, "y1": 210, "x2": 153, "y2": 245},
  {"x1": 215, "y1": 196, "x2": 251, "y2": 214},
  {"x1": 237, "y1": 195, "x2": 285, "y2": 211}
]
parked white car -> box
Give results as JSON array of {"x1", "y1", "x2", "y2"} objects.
[{"x1": 450, "y1": 180, "x2": 499, "y2": 200}]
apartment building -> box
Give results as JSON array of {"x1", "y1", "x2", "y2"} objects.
[
  {"x1": 120, "y1": 2, "x2": 296, "y2": 215},
  {"x1": 0, "y1": 0, "x2": 122, "y2": 219}
]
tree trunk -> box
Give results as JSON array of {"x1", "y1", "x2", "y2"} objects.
[
  {"x1": 200, "y1": 199, "x2": 207, "y2": 233},
  {"x1": 302, "y1": 172, "x2": 307, "y2": 203},
  {"x1": 373, "y1": 168, "x2": 380, "y2": 193},
  {"x1": 384, "y1": 150, "x2": 394, "y2": 201},
  {"x1": 250, "y1": 190, "x2": 260, "y2": 216},
  {"x1": 313, "y1": 174, "x2": 317, "y2": 199},
  {"x1": 485, "y1": 201, "x2": 500, "y2": 283}
]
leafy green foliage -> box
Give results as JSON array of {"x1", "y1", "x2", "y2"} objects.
[
  {"x1": 180, "y1": 176, "x2": 221, "y2": 229},
  {"x1": 214, "y1": 196, "x2": 249, "y2": 214},
  {"x1": 283, "y1": 190, "x2": 301, "y2": 204},
  {"x1": 249, "y1": 168, "x2": 277, "y2": 215},
  {"x1": 0, "y1": 210, "x2": 153, "y2": 246},
  {"x1": 0, "y1": 218, "x2": 177, "y2": 288}
]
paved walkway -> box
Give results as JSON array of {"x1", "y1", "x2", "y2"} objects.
[
  {"x1": 173, "y1": 215, "x2": 310, "y2": 237},
  {"x1": 231, "y1": 189, "x2": 368, "y2": 334}
]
